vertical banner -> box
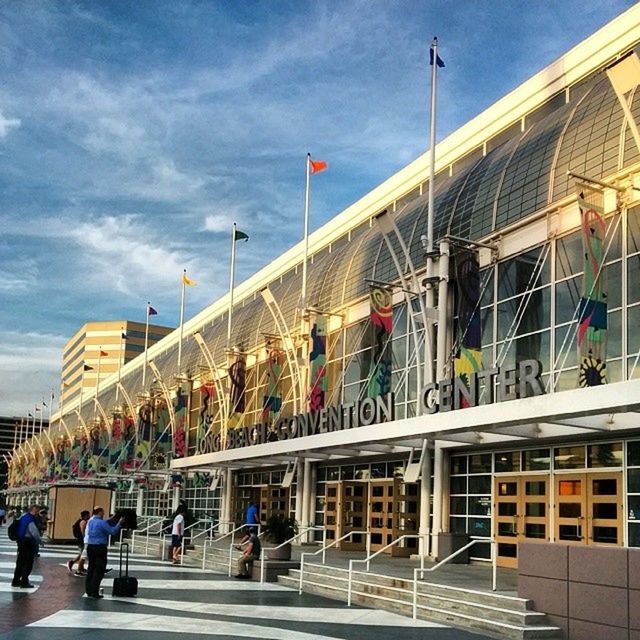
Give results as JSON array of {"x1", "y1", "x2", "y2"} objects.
[
  {"x1": 454, "y1": 250, "x2": 483, "y2": 404},
  {"x1": 152, "y1": 397, "x2": 171, "y2": 468},
  {"x1": 262, "y1": 348, "x2": 283, "y2": 423},
  {"x1": 577, "y1": 183, "x2": 608, "y2": 387},
  {"x1": 109, "y1": 413, "x2": 124, "y2": 473},
  {"x1": 367, "y1": 285, "x2": 393, "y2": 397},
  {"x1": 122, "y1": 409, "x2": 137, "y2": 471},
  {"x1": 197, "y1": 383, "x2": 216, "y2": 451},
  {"x1": 309, "y1": 314, "x2": 328, "y2": 411},
  {"x1": 228, "y1": 352, "x2": 246, "y2": 429},
  {"x1": 135, "y1": 400, "x2": 153, "y2": 467},
  {"x1": 173, "y1": 386, "x2": 188, "y2": 459}
]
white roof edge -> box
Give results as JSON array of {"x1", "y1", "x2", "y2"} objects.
[{"x1": 56, "y1": 5, "x2": 640, "y2": 415}]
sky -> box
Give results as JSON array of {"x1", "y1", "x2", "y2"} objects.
[{"x1": 0, "y1": 0, "x2": 635, "y2": 416}]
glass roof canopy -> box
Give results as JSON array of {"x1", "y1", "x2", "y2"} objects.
[{"x1": 76, "y1": 67, "x2": 640, "y2": 423}]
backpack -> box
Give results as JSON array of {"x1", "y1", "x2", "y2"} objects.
[
  {"x1": 72, "y1": 518, "x2": 83, "y2": 542},
  {"x1": 7, "y1": 518, "x2": 19, "y2": 541}
]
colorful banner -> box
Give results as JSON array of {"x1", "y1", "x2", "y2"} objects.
[
  {"x1": 309, "y1": 314, "x2": 328, "y2": 412},
  {"x1": 577, "y1": 183, "x2": 608, "y2": 387},
  {"x1": 228, "y1": 352, "x2": 246, "y2": 429},
  {"x1": 453, "y1": 250, "x2": 482, "y2": 404},
  {"x1": 197, "y1": 383, "x2": 216, "y2": 448},
  {"x1": 109, "y1": 414, "x2": 124, "y2": 472},
  {"x1": 173, "y1": 386, "x2": 188, "y2": 459},
  {"x1": 151, "y1": 397, "x2": 171, "y2": 469},
  {"x1": 122, "y1": 409, "x2": 137, "y2": 471},
  {"x1": 367, "y1": 285, "x2": 393, "y2": 398},
  {"x1": 262, "y1": 348, "x2": 283, "y2": 423},
  {"x1": 134, "y1": 400, "x2": 153, "y2": 467}
]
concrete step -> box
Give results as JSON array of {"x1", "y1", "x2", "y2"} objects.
[
  {"x1": 278, "y1": 569, "x2": 562, "y2": 640},
  {"x1": 300, "y1": 562, "x2": 533, "y2": 612},
  {"x1": 290, "y1": 568, "x2": 542, "y2": 628}
]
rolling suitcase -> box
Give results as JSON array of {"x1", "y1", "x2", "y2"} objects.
[{"x1": 112, "y1": 542, "x2": 138, "y2": 597}]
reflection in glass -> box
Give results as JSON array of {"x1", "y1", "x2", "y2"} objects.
[{"x1": 555, "y1": 446, "x2": 585, "y2": 469}]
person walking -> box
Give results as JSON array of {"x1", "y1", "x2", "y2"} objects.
[
  {"x1": 245, "y1": 501, "x2": 259, "y2": 526},
  {"x1": 67, "y1": 510, "x2": 90, "y2": 576},
  {"x1": 171, "y1": 505, "x2": 186, "y2": 565},
  {"x1": 11, "y1": 505, "x2": 42, "y2": 588},
  {"x1": 84, "y1": 506, "x2": 123, "y2": 599}
]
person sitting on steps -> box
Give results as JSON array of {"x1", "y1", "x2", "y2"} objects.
[{"x1": 234, "y1": 526, "x2": 261, "y2": 580}]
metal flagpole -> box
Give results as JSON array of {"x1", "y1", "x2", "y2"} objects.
[
  {"x1": 427, "y1": 37, "x2": 438, "y2": 257},
  {"x1": 178, "y1": 270, "x2": 186, "y2": 372},
  {"x1": 12, "y1": 419, "x2": 18, "y2": 451},
  {"x1": 117, "y1": 328, "x2": 124, "y2": 401},
  {"x1": 143, "y1": 303, "x2": 150, "y2": 387},
  {"x1": 39, "y1": 404, "x2": 43, "y2": 434},
  {"x1": 301, "y1": 153, "x2": 311, "y2": 309},
  {"x1": 96, "y1": 348, "x2": 102, "y2": 404},
  {"x1": 227, "y1": 223, "x2": 237, "y2": 346}
]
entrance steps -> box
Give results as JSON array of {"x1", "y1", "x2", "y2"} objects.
[{"x1": 278, "y1": 564, "x2": 562, "y2": 640}]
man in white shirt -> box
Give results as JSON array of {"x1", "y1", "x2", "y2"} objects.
[{"x1": 171, "y1": 505, "x2": 186, "y2": 565}]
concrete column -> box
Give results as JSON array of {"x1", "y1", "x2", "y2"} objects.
[
  {"x1": 300, "y1": 459, "x2": 312, "y2": 542},
  {"x1": 222, "y1": 468, "x2": 233, "y2": 534},
  {"x1": 308, "y1": 462, "x2": 318, "y2": 543},
  {"x1": 110, "y1": 490, "x2": 117, "y2": 516},
  {"x1": 431, "y1": 441, "x2": 445, "y2": 557},
  {"x1": 418, "y1": 440, "x2": 432, "y2": 557},
  {"x1": 294, "y1": 458, "x2": 304, "y2": 543},
  {"x1": 172, "y1": 485, "x2": 181, "y2": 513},
  {"x1": 136, "y1": 487, "x2": 144, "y2": 517}
]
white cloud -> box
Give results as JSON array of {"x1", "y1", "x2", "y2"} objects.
[
  {"x1": 0, "y1": 110, "x2": 20, "y2": 138},
  {"x1": 0, "y1": 330, "x2": 65, "y2": 415},
  {"x1": 0, "y1": 257, "x2": 38, "y2": 293}
]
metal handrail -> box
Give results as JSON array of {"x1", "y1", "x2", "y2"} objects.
[
  {"x1": 131, "y1": 516, "x2": 165, "y2": 556},
  {"x1": 176, "y1": 519, "x2": 202, "y2": 565},
  {"x1": 299, "y1": 529, "x2": 370, "y2": 595},
  {"x1": 411, "y1": 537, "x2": 496, "y2": 619},
  {"x1": 260, "y1": 526, "x2": 324, "y2": 584},
  {"x1": 347, "y1": 534, "x2": 426, "y2": 606}
]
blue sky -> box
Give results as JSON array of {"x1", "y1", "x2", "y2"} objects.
[{"x1": 0, "y1": 0, "x2": 634, "y2": 415}]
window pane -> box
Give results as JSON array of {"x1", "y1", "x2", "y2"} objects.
[
  {"x1": 523, "y1": 448, "x2": 551, "y2": 471},
  {"x1": 555, "y1": 445, "x2": 585, "y2": 470},
  {"x1": 588, "y1": 442, "x2": 622, "y2": 468},
  {"x1": 469, "y1": 454, "x2": 492, "y2": 474},
  {"x1": 495, "y1": 451, "x2": 520, "y2": 473}
]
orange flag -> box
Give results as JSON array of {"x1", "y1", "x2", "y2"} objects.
[
  {"x1": 100, "y1": 350, "x2": 108, "y2": 357},
  {"x1": 310, "y1": 158, "x2": 328, "y2": 174}
]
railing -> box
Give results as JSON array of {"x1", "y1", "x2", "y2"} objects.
[
  {"x1": 199, "y1": 523, "x2": 262, "y2": 572},
  {"x1": 259, "y1": 526, "x2": 324, "y2": 583},
  {"x1": 411, "y1": 537, "x2": 497, "y2": 620},
  {"x1": 347, "y1": 534, "x2": 426, "y2": 606},
  {"x1": 130, "y1": 517, "x2": 165, "y2": 556},
  {"x1": 179, "y1": 520, "x2": 231, "y2": 566},
  {"x1": 299, "y1": 530, "x2": 370, "y2": 595}
]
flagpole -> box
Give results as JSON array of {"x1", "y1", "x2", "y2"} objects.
[
  {"x1": 39, "y1": 404, "x2": 43, "y2": 434},
  {"x1": 97, "y1": 347, "x2": 102, "y2": 400},
  {"x1": 143, "y1": 303, "x2": 150, "y2": 387},
  {"x1": 302, "y1": 153, "x2": 311, "y2": 309},
  {"x1": 117, "y1": 328, "x2": 124, "y2": 401},
  {"x1": 12, "y1": 419, "x2": 18, "y2": 451},
  {"x1": 178, "y1": 270, "x2": 186, "y2": 373},
  {"x1": 427, "y1": 37, "x2": 438, "y2": 257},
  {"x1": 227, "y1": 223, "x2": 237, "y2": 346}
]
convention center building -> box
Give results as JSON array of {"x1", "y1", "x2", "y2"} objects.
[{"x1": 9, "y1": 5, "x2": 640, "y2": 571}]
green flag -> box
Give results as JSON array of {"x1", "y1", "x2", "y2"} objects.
[{"x1": 234, "y1": 229, "x2": 249, "y2": 242}]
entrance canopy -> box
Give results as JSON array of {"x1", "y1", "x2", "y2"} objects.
[{"x1": 171, "y1": 379, "x2": 640, "y2": 470}]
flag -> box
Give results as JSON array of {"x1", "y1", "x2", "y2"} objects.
[
  {"x1": 34, "y1": 406, "x2": 40, "y2": 413},
  {"x1": 148, "y1": 305, "x2": 158, "y2": 316},
  {"x1": 234, "y1": 229, "x2": 249, "y2": 242},
  {"x1": 310, "y1": 158, "x2": 327, "y2": 174},
  {"x1": 84, "y1": 364, "x2": 94, "y2": 372},
  {"x1": 430, "y1": 45, "x2": 445, "y2": 68},
  {"x1": 182, "y1": 273, "x2": 196, "y2": 286},
  {"x1": 121, "y1": 332, "x2": 127, "y2": 340},
  {"x1": 100, "y1": 350, "x2": 108, "y2": 357},
  {"x1": 42, "y1": 401, "x2": 47, "y2": 407},
  {"x1": 28, "y1": 413, "x2": 33, "y2": 418}
]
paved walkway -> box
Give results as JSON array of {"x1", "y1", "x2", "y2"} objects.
[{"x1": 0, "y1": 529, "x2": 493, "y2": 640}]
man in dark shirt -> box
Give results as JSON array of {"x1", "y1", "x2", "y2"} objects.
[{"x1": 12, "y1": 505, "x2": 42, "y2": 588}]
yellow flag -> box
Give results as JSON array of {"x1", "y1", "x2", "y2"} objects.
[{"x1": 182, "y1": 273, "x2": 196, "y2": 286}]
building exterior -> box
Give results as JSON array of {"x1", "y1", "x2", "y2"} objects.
[
  {"x1": 61, "y1": 320, "x2": 173, "y2": 405},
  {"x1": 0, "y1": 415, "x2": 46, "y2": 494},
  {"x1": 8, "y1": 4, "x2": 640, "y2": 577}
]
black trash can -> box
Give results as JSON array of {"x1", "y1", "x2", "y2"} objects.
[{"x1": 436, "y1": 532, "x2": 469, "y2": 563}]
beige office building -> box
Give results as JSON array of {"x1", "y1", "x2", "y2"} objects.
[{"x1": 61, "y1": 320, "x2": 173, "y2": 404}]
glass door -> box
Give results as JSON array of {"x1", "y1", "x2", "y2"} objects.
[
  {"x1": 340, "y1": 481, "x2": 368, "y2": 551},
  {"x1": 554, "y1": 472, "x2": 622, "y2": 547},
  {"x1": 495, "y1": 475, "x2": 549, "y2": 568}
]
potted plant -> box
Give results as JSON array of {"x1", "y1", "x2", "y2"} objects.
[{"x1": 263, "y1": 514, "x2": 297, "y2": 561}]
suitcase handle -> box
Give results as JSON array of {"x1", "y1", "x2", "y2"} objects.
[{"x1": 119, "y1": 541, "x2": 129, "y2": 577}]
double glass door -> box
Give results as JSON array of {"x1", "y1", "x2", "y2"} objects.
[
  {"x1": 495, "y1": 475, "x2": 549, "y2": 568},
  {"x1": 555, "y1": 472, "x2": 622, "y2": 546}
]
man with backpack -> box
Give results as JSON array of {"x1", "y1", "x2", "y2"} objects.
[
  {"x1": 10, "y1": 505, "x2": 42, "y2": 588},
  {"x1": 67, "y1": 510, "x2": 90, "y2": 576}
]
